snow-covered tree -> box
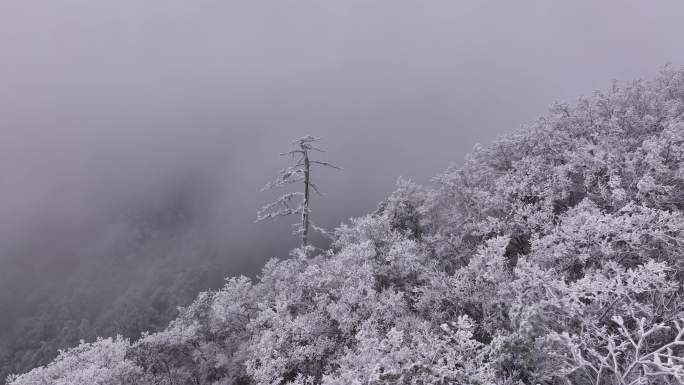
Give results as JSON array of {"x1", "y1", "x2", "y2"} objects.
[{"x1": 257, "y1": 136, "x2": 340, "y2": 249}]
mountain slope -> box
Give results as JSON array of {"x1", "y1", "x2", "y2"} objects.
[{"x1": 8, "y1": 67, "x2": 684, "y2": 385}]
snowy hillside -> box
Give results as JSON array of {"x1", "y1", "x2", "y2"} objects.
[{"x1": 8, "y1": 67, "x2": 684, "y2": 385}]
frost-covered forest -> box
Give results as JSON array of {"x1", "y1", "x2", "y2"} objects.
[{"x1": 8, "y1": 68, "x2": 684, "y2": 385}]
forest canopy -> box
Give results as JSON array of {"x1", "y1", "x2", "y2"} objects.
[{"x1": 8, "y1": 67, "x2": 684, "y2": 385}]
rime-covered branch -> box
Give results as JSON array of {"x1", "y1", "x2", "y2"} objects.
[
  {"x1": 256, "y1": 192, "x2": 304, "y2": 221},
  {"x1": 554, "y1": 316, "x2": 684, "y2": 385}
]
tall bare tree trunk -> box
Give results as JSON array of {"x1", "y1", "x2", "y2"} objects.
[{"x1": 302, "y1": 152, "x2": 310, "y2": 247}]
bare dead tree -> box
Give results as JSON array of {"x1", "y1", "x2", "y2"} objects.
[{"x1": 257, "y1": 136, "x2": 340, "y2": 249}]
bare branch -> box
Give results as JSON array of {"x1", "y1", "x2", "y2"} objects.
[
  {"x1": 279, "y1": 150, "x2": 305, "y2": 157},
  {"x1": 310, "y1": 160, "x2": 342, "y2": 170},
  {"x1": 310, "y1": 182, "x2": 323, "y2": 196},
  {"x1": 261, "y1": 168, "x2": 306, "y2": 190}
]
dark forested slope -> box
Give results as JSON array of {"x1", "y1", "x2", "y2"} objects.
[
  {"x1": 0, "y1": 189, "x2": 227, "y2": 381},
  {"x1": 8, "y1": 67, "x2": 684, "y2": 385}
]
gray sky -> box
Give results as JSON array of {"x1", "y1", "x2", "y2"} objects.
[{"x1": 1, "y1": 0, "x2": 684, "y2": 278}]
